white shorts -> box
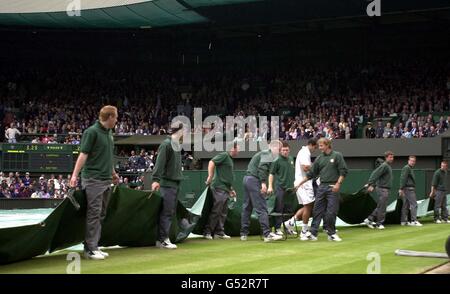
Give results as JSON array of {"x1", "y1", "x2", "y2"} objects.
[{"x1": 295, "y1": 180, "x2": 315, "y2": 205}]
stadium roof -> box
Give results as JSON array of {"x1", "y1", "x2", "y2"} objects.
[
  {"x1": 0, "y1": 0, "x2": 261, "y2": 28},
  {"x1": 0, "y1": 0, "x2": 449, "y2": 31}
]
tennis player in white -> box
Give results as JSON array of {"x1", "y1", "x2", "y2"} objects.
[{"x1": 284, "y1": 138, "x2": 317, "y2": 240}]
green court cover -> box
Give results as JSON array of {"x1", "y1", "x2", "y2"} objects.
[{"x1": 0, "y1": 170, "x2": 437, "y2": 264}]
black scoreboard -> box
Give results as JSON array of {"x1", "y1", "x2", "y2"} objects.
[{"x1": 0, "y1": 144, "x2": 80, "y2": 173}]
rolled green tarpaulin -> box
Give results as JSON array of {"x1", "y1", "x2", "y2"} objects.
[
  {"x1": 51, "y1": 186, "x2": 202, "y2": 249},
  {"x1": 189, "y1": 187, "x2": 264, "y2": 237},
  {"x1": 0, "y1": 199, "x2": 69, "y2": 264},
  {"x1": 385, "y1": 199, "x2": 403, "y2": 224},
  {"x1": 0, "y1": 186, "x2": 205, "y2": 264},
  {"x1": 173, "y1": 187, "x2": 210, "y2": 242},
  {"x1": 191, "y1": 187, "x2": 214, "y2": 236},
  {"x1": 386, "y1": 200, "x2": 398, "y2": 213},
  {"x1": 338, "y1": 188, "x2": 377, "y2": 224},
  {"x1": 416, "y1": 198, "x2": 430, "y2": 218},
  {"x1": 99, "y1": 187, "x2": 161, "y2": 247},
  {"x1": 187, "y1": 187, "x2": 209, "y2": 216},
  {"x1": 50, "y1": 187, "x2": 161, "y2": 252},
  {"x1": 224, "y1": 199, "x2": 263, "y2": 237}
]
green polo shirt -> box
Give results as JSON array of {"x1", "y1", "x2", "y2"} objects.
[
  {"x1": 432, "y1": 168, "x2": 447, "y2": 191},
  {"x1": 152, "y1": 137, "x2": 184, "y2": 188},
  {"x1": 246, "y1": 150, "x2": 274, "y2": 183},
  {"x1": 211, "y1": 152, "x2": 234, "y2": 192},
  {"x1": 270, "y1": 155, "x2": 295, "y2": 189},
  {"x1": 307, "y1": 150, "x2": 348, "y2": 184},
  {"x1": 80, "y1": 121, "x2": 114, "y2": 180},
  {"x1": 367, "y1": 162, "x2": 393, "y2": 189},
  {"x1": 399, "y1": 164, "x2": 416, "y2": 189}
]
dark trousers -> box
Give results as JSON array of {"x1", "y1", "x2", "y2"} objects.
[
  {"x1": 82, "y1": 178, "x2": 112, "y2": 252},
  {"x1": 401, "y1": 188, "x2": 418, "y2": 223},
  {"x1": 274, "y1": 186, "x2": 285, "y2": 230},
  {"x1": 204, "y1": 188, "x2": 229, "y2": 235},
  {"x1": 310, "y1": 185, "x2": 339, "y2": 236},
  {"x1": 241, "y1": 176, "x2": 271, "y2": 237},
  {"x1": 434, "y1": 190, "x2": 448, "y2": 221},
  {"x1": 158, "y1": 186, "x2": 178, "y2": 242},
  {"x1": 368, "y1": 187, "x2": 390, "y2": 225}
]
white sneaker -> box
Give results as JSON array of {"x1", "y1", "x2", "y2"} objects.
[
  {"x1": 299, "y1": 231, "x2": 309, "y2": 241},
  {"x1": 376, "y1": 224, "x2": 385, "y2": 230},
  {"x1": 323, "y1": 228, "x2": 339, "y2": 234},
  {"x1": 156, "y1": 238, "x2": 177, "y2": 249},
  {"x1": 240, "y1": 235, "x2": 247, "y2": 241},
  {"x1": 328, "y1": 234, "x2": 342, "y2": 242},
  {"x1": 275, "y1": 229, "x2": 284, "y2": 236},
  {"x1": 286, "y1": 229, "x2": 297, "y2": 235},
  {"x1": 98, "y1": 249, "x2": 109, "y2": 257},
  {"x1": 435, "y1": 219, "x2": 442, "y2": 224},
  {"x1": 84, "y1": 250, "x2": 105, "y2": 260},
  {"x1": 284, "y1": 219, "x2": 296, "y2": 231},
  {"x1": 303, "y1": 231, "x2": 318, "y2": 241},
  {"x1": 203, "y1": 233, "x2": 213, "y2": 240},
  {"x1": 409, "y1": 221, "x2": 423, "y2": 227},
  {"x1": 444, "y1": 220, "x2": 450, "y2": 224},
  {"x1": 214, "y1": 234, "x2": 231, "y2": 239},
  {"x1": 401, "y1": 222, "x2": 410, "y2": 226},
  {"x1": 364, "y1": 218, "x2": 375, "y2": 229},
  {"x1": 264, "y1": 232, "x2": 283, "y2": 242}
]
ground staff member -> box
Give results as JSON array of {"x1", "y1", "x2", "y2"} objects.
[
  {"x1": 295, "y1": 138, "x2": 348, "y2": 242},
  {"x1": 70, "y1": 105, "x2": 119, "y2": 260},
  {"x1": 429, "y1": 160, "x2": 449, "y2": 224},
  {"x1": 268, "y1": 141, "x2": 295, "y2": 235},
  {"x1": 399, "y1": 156, "x2": 422, "y2": 226},
  {"x1": 204, "y1": 142, "x2": 239, "y2": 239},
  {"x1": 151, "y1": 124, "x2": 185, "y2": 249},
  {"x1": 240, "y1": 140, "x2": 283, "y2": 242},
  {"x1": 363, "y1": 151, "x2": 394, "y2": 230}
]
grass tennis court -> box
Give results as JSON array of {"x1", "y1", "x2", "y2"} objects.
[{"x1": 0, "y1": 217, "x2": 448, "y2": 274}]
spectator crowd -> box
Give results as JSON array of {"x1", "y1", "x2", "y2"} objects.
[
  {"x1": 0, "y1": 171, "x2": 72, "y2": 199},
  {"x1": 0, "y1": 170, "x2": 153, "y2": 198},
  {"x1": 2, "y1": 60, "x2": 450, "y2": 143},
  {"x1": 117, "y1": 148, "x2": 194, "y2": 173}
]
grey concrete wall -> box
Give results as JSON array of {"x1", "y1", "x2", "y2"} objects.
[
  {"x1": 194, "y1": 137, "x2": 441, "y2": 159},
  {"x1": 113, "y1": 133, "x2": 446, "y2": 170},
  {"x1": 194, "y1": 137, "x2": 442, "y2": 169},
  {"x1": 203, "y1": 156, "x2": 441, "y2": 171}
]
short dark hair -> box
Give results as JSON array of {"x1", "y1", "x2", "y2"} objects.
[
  {"x1": 409, "y1": 155, "x2": 416, "y2": 160},
  {"x1": 281, "y1": 141, "x2": 290, "y2": 148},
  {"x1": 384, "y1": 151, "x2": 394, "y2": 158},
  {"x1": 169, "y1": 123, "x2": 184, "y2": 134},
  {"x1": 442, "y1": 160, "x2": 448, "y2": 165},
  {"x1": 307, "y1": 138, "x2": 317, "y2": 146}
]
